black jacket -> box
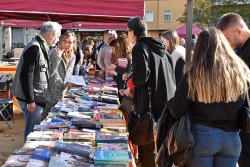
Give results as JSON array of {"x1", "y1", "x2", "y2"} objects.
[
  {"x1": 238, "y1": 37, "x2": 250, "y2": 167},
  {"x1": 131, "y1": 37, "x2": 176, "y2": 121}
]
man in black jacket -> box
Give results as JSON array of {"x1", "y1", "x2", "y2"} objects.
[
  {"x1": 217, "y1": 13, "x2": 250, "y2": 167},
  {"x1": 11, "y1": 21, "x2": 62, "y2": 143}
]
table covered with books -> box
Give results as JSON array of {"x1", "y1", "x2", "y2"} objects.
[{"x1": 2, "y1": 75, "x2": 136, "y2": 167}]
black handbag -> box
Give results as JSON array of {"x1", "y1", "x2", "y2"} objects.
[
  {"x1": 128, "y1": 42, "x2": 156, "y2": 145},
  {"x1": 236, "y1": 92, "x2": 250, "y2": 133},
  {"x1": 119, "y1": 96, "x2": 133, "y2": 124},
  {"x1": 155, "y1": 105, "x2": 194, "y2": 167}
]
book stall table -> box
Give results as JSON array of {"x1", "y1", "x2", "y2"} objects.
[{"x1": 2, "y1": 75, "x2": 137, "y2": 167}]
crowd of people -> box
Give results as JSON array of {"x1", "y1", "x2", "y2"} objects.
[{"x1": 10, "y1": 12, "x2": 250, "y2": 167}]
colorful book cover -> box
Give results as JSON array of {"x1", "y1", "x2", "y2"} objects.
[
  {"x1": 31, "y1": 147, "x2": 55, "y2": 161},
  {"x1": 54, "y1": 141, "x2": 92, "y2": 157},
  {"x1": 40, "y1": 121, "x2": 72, "y2": 129},
  {"x1": 96, "y1": 112, "x2": 121, "y2": 120},
  {"x1": 97, "y1": 143, "x2": 128, "y2": 151},
  {"x1": 94, "y1": 150, "x2": 132, "y2": 162}
]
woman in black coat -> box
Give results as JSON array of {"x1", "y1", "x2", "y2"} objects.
[{"x1": 123, "y1": 16, "x2": 176, "y2": 167}]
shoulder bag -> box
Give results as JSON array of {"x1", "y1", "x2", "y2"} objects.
[{"x1": 236, "y1": 91, "x2": 250, "y2": 133}]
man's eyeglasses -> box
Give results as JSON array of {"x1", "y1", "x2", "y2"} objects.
[{"x1": 62, "y1": 40, "x2": 74, "y2": 45}]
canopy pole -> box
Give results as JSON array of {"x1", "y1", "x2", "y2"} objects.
[
  {"x1": 186, "y1": 0, "x2": 194, "y2": 63},
  {"x1": 0, "y1": 26, "x2": 2, "y2": 60}
]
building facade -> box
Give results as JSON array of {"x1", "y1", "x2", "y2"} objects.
[{"x1": 145, "y1": 0, "x2": 187, "y2": 38}]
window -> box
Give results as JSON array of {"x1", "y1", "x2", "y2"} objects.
[
  {"x1": 146, "y1": 11, "x2": 153, "y2": 22},
  {"x1": 164, "y1": 10, "x2": 171, "y2": 21}
]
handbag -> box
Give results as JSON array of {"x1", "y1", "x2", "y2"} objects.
[
  {"x1": 236, "y1": 91, "x2": 250, "y2": 133},
  {"x1": 119, "y1": 96, "x2": 133, "y2": 124},
  {"x1": 155, "y1": 105, "x2": 194, "y2": 167},
  {"x1": 127, "y1": 41, "x2": 156, "y2": 145},
  {"x1": 33, "y1": 87, "x2": 51, "y2": 103}
]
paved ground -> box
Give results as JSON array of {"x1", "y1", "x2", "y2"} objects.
[{"x1": 0, "y1": 112, "x2": 25, "y2": 166}]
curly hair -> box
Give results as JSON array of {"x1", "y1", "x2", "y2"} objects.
[{"x1": 114, "y1": 33, "x2": 132, "y2": 63}]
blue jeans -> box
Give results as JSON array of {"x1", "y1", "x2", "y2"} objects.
[
  {"x1": 187, "y1": 124, "x2": 241, "y2": 167},
  {"x1": 17, "y1": 100, "x2": 43, "y2": 143}
]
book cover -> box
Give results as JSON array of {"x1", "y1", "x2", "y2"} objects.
[
  {"x1": 12, "y1": 148, "x2": 35, "y2": 155},
  {"x1": 67, "y1": 112, "x2": 93, "y2": 119},
  {"x1": 23, "y1": 141, "x2": 56, "y2": 149},
  {"x1": 94, "y1": 150, "x2": 132, "y2": 162},
  {"x1": 40, "y1": 132, "x2": 63, "y2": 141},
  {"x1": 96, "y1": 112, "x2": 121, "y2": 120},
  {"x1": 51, "y1": 116, "x2": 70, "y2": 122},
  {"x1": 99, "y1": 119, "x2": 126, "y2": 128},
  {"x1": 54, "y1": 141, "x2": 92, "y2": 157},
  {"x1": 26, "y1": 132, "x2": 44, "y2": 141},
  {"x1": 49, "y1": 155, "x2": 95, "y2": 167},
  {"x1": 26, "y1": 158, "x2": 48, "y2": 167},
  {"x1": 94, "y1": 165, "x2": 127, "y2": 167},
  {"x1": 2, "y1": 155, "x2": 31, "y2": 166},
  {"x1": 97, "y1": 143, "x2": 128, "y2": 151},
  {"x1": 40, "y1": 121, "x2": 72, "y2": 129},
  {"x1": 31, "y1": 147, "x2": 55, "y2": 161},
  {"x1": 95, "y1": 135, "x2": 128, "y2": 144}
]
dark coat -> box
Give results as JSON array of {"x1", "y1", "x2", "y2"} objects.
[
  {"x1": 238, "y1": 37, "x2": 250, "y2": 167},
  {"x1": 131, "y1": 37, "x2": 176, "y2": 121}
]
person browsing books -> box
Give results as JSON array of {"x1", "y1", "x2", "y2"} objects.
[
  {"x1": 42, "y1": 32, "x2": 77, "y2": 120},
  {"x1": 11, "y1": 21, "x2": 62, "y2": 143}
]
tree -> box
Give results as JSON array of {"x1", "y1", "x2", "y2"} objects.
[
  {"x1": 177, "y1": 0, "x2": 250, "y2": 29},
  {"x1": 177, "y1": 0, "x2": 212, "y2": 29}
]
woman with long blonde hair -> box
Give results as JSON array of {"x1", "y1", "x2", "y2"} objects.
[{"x1": 169, "y1": 27, "x2": 250, "y2": 167}]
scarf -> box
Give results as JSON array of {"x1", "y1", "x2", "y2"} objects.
[{"x1": 62, "y1": 49, "x2": 73, "y2": 66}]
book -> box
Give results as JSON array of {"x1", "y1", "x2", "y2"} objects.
[
  {"x1": 67, "y1": 111, "x2": 93, "y2": 119},
  {"x1": 72, "y1": 119, "x2": 103, "y2": 129},
  {"x1": 94, "y1": 165, "x2": 127, "y2": 167},
  {"x1": 40, "y1": 121, "x2": 72, "y2": 129},
  {"x1": 2, "y1": 155, "x2": 31, "y2": 166},
  {"x1": 23, "y1": 141, "x2": 56, "y2": 149},
  {"x1": 54, "y1": 140, "x2": 92, "y2": 157},
  {"x1": 12, "y1": 148, "x2": 35, "y2": 155},
  {"x1": 97, "y1": 143, "x2": 128, "y2": 151},
  {"x1": 94, "y1": 150, "x2": 132, "y2": 165},
  {"x1": 95, "y1": 135, "x2": 128, "y2": 144},
  {"x1": 63, "y1": 132, "x2": 95, "y2": 143},
  {"x1": 26, "y1": 158, "x2": 49, "y2": 167},
  {"x1": 31, "y1": 147, "x2": 55, "y2": 161},
  {"x1": 99, "y1": 119, "x2": 126, "y2": 128},
  {"x1": 96, "y1": 112, "x2": 121, "y2": 120},
  {"x1": 26, "y1": 132, "x2": 44, "y2": 141},
  {"x1": 49, "y1": 156, "x2": 94, "y2": 167},
  {"x1": 118, "y1": 58, "x2": 128, "y2": 68},
  {"x1": 40, "y1": 132, "x2": 63, "y2": 141}
]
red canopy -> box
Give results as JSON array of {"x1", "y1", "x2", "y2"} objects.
[
  {"x1": 0, "y1": 0, "x2": 144, "y2": 29},
  {"x1": 175, "y1": 24, "x2": 202, "y2": 38}
]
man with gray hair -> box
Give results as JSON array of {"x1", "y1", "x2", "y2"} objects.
[
  {"x1": 97, "y1": 31, "x2": 117, "y2": 72},
  {"x1": 11, "y1": 21, "x2": 61, "y2": 143}
]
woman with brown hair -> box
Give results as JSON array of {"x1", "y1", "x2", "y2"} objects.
[
  {"x1": 169, "y1": 27, "x2": 250, "y2": 167},
  {"x1": 161, "y1": 30, "x2": 185, "y2": 86},
  {"x1": 42, "y1": 31, "x2": 77, "y2": 119},
  {"x1": 84, "y1": 44, "x2": 97, "y2": 68},
  {"x1": 108, "y1": 33, "x2": 132, "y2": 102}
]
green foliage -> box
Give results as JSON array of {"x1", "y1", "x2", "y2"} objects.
[{"x1": 177, "y1": 0, "x2": 250, "y2": 29}]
